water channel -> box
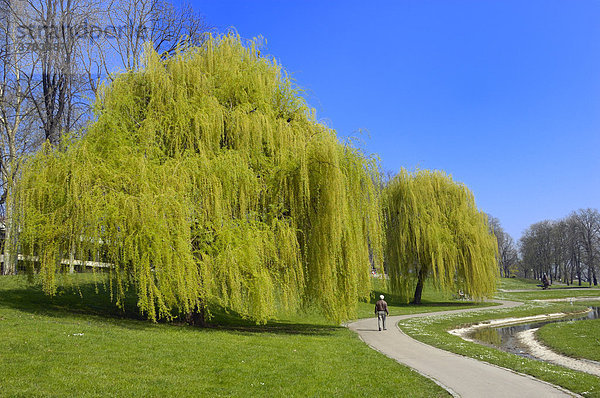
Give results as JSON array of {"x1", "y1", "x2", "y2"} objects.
[{"x1": 468, "y1": 306, "x2": 600, "y2": 360}]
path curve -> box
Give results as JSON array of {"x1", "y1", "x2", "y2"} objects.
[{"x1": 348, "y1": 300, "x2": 578, "y2": 397}]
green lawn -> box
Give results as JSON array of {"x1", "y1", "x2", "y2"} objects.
[
  {"x1": 496, "y1": 276, "x2": 600, "y2": 302},
  {"x1": 537, "y1": 301, "x2": 600, "y2": 363},
  {"x1": 12, "y1": 272, "x2": 598, "y2": 397},
  {"x1": 356, "y1": 278, "x2": 497, "y2": 319},
  {"x1": 498, "y1": 276, "x2": 542, "y2": 290},
  {"x1": 496, "y1": 288, "x2": 600, "y2": 302},
  {"x1": 0, "y1": 274, "x2": 450, "y2": 397}
]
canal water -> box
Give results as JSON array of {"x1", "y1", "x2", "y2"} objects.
[{"x1": 468, "y1": 306, "x2": 600, "y2": 360}]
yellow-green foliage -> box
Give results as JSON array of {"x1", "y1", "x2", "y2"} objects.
[
  {"x1": 383, "y1": 169, "x2": 498, "y2": 302},
  {"x1": 16, "y1": 34, "x2": 383, "y2": 324}
]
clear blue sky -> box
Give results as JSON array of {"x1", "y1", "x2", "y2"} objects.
[{"x1": 190, "y1": 0, "x2": 600, "y2": 240}]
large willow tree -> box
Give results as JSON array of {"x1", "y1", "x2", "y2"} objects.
[
  {"x1": 383, "y1": 169, "x2": 498, "y2": 304},
  {"x1": 16, "y1": 34, "x2": 383, "y2": 324}
]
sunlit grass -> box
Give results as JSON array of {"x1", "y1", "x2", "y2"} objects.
[
  {"x1": 537, "y1": 301, "x2": 600, "y2": 363},
  {"x1": 497, "y1": 277, "x2": 600, "y2": 301},
  {"x1": 497, "y1": 276, "x2": 542, "y2": 290},
  {"x1": 354, "y1": 277, "x2": 497, "y2": 319},
  {"x1": 0, "y1": 274, "x2": 450, "y2": 397},
  {"x1": 496, "y1": 288, "x2": 600, "y2": 302}
]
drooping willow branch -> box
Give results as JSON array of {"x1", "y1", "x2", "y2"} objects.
[
  {"x1": 16, "y1": 34, "x2": 384, "y2": 324},
  {"x1": 383, "y1": 169, "x2": 498, "y2": 304}
]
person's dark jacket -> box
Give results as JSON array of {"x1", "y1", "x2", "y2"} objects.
[{"x1": 375, "y1": 300, "x2": 388, "y2": 314}]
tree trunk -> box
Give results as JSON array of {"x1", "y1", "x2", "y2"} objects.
[
  {"x1": 411, "y1": 265, "x2": 428, "y2": 305},
  {"x1": 2, "y1": 190, "x2": 17, "y2": 275},
  {"x1": 569, "y1": 261, "x2": 573, "y2": 285},
  {"x1": 185, "y1": 302, "x2": 207, "y2": 327},
  {"x1": 569, "y1": 269, "x2": 573, "y2": 285},
  {"x1": 69, "y1": 246, "x2": 75, "y2": 274}
]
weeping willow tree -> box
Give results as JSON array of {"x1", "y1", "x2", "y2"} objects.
[
  {"x1": 16, "y1": 34, "x2": 383, "y2": 324},
  {"x1": 383, "y1": 169, "x2": 498, "y2": 304}
]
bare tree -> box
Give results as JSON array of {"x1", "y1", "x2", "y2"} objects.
[
  {"x1": 0, "y1": 0, "x2": 44, "y2": 274},
  {"x1": 84, "y1": 0, "x2": 210, "y2": 91},
  {"x1": 564, "y1": 214, "x2": 583, "y2": 285},
  {"x1": 487, "y1": 214, "x2": 518, "y2": 278},
  {"x1": 519, "y1": 220, "x2": 554, "y2": 281},
  {"x1": 573, "y1": 208, "x2": 600, "y2": 286},
  {"x1": 499, "y1": 233, "x2": 518, "y2": 278},
  {"x1": 551, "y1": 219, "x2": 570, "y2": 284},
  {"x1": 12, "y1": 0, "x2": 209, "y2": 147},
  {"x1": 7, "y1": 0, "x2": 105, "y2": 146},
  {"x1": 518, "y1": 210, "x2": 599, "y2": 286}
]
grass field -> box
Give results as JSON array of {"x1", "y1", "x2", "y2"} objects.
[
  {"x1": 537, "y1": 301, "x2": 600, "y2": 363},
  {"x1": 5, "y1": 272, "x2": 597, "y2": 397},
  {"x1": 496, "y1": 288, "x2": 600, "y2": 302},
  {"x1": 497, "y1": 277, "x2": 543, "y2": 290},
  {"x1": 0, "y1": 274, "x2": 457, "y2": 397},
  {"x1": 355, "y1": 278, "x2": 497, "y2": 319},
  {"x1": 496, "y1": 276, "x2": 600, "y2": 302}
]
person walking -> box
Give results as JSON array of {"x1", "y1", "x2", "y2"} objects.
[
  {"x1": 375, "y1": 294, "x2": 389, "y2": 331},
  {"x1": 541, "y1": 273, "x2": 549, "y2": 290}
]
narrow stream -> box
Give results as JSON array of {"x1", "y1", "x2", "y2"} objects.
[{"x1": 468, "y1": 306, "x2": 600, "y2": 360}]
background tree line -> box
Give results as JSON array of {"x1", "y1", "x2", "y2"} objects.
[
  {"x1": 487, "y1": 214, "x2": 518, "y2": 278},
  {"x1": 485, "y1": 209, "x2": 599, "y2": 285},
  {"x1": 518, "y1": 209, "x2": 600, "y2": 286}
]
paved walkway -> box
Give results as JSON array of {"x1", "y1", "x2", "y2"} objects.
[{"x1": 348, "y1": 300, "x2": 577, "y2": 397}]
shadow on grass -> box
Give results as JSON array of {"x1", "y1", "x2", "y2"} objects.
[
  {"x1": 550, "y1": 285, "x2": 595, "y2": 289},
  {"x1": 369, "y1": 289, "x2": 480, "y2": 308},
  {"x1": 0, "y1": 282, "x2": 149, "y2": 329},
  {"x1": 0, "y1": 277, "x2": 338, "y2": 336},
  {"x1": 203, "y1": 306, "x2": 339, "y2": 336}
]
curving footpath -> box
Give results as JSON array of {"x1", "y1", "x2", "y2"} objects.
[{"x1": 348, "y1": 300, "x2": 578, "y2": 397}]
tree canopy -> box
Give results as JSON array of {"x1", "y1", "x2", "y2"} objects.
[
  {"x1": 383, "y1": 169, "x2": 498, "y2": 304},
  {"x1": 16, "y1": 34, "x2": 383, "y2": 324}
]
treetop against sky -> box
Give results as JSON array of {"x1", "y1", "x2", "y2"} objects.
[{"x1": 193, "y1": 0, "x2": 600, "y2": 240}]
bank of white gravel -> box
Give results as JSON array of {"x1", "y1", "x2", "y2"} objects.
[
  {"x1": 517, "y1": 328, "x2": 600, "y2": 377},
  {"x1": 448, "y1": 300, "x2": 600, "y2": 377}
]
